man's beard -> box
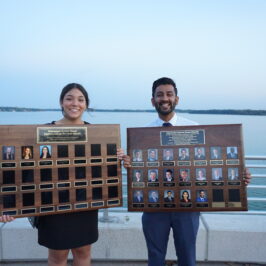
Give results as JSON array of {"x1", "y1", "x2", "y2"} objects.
[{"x1": 154, "y1": 101, "x2": 176, "y2": 115}]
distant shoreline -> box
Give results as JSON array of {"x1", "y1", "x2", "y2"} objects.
[{"x1": 0, "y1": 107, "x2": 266, "y2": 116}]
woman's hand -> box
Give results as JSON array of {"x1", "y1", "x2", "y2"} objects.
[
  {"x1": 0, "y1": 215, "x2": 15, "y2": 223},
  {"x1": 243, "y1": 168, "x2": 251, "y2": 185},
  {"x1": 117, "y1": 148, "x2": 131, "y2": 168}
]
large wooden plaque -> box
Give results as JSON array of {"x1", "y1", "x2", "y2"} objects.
[
  {"x1": 127, "y1": 124, "x2": 247, "y2": 212},
  {"x1": 0, "y1": 124, "x2": 122, "y2": 218}
]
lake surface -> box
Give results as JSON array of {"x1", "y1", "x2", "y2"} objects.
[{"x1": 0, "y1": 111, "x2": 265, "y2": 210}]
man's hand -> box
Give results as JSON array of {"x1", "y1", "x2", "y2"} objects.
[
  {"x1": 243, "y1": 168, "x2": 251, "y2": 185},
  {"x1": 0, "y1": 215, "x2": 15, "y2": 223}
]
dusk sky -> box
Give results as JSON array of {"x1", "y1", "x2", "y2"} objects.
[{"x1": 1, "y1": 0, "x2": 265, "y2": 110}]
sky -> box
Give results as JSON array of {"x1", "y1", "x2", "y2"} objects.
[{"x1": 0, "y1": 0, "x2": 265, "y2": 110}]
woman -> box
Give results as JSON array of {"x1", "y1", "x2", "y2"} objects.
[
  {"x1": 40, "y1": 145, "x2": 51, "y2": 159},
  {"x1": 22, "y1": 146, "x2": 33, "y2": 159},
  {"x1": 181, "y1": 190, "x2": 191, "y2": 203},
  {"x1": 0, "y1": 83, "x2": 130, "y2": 266}
]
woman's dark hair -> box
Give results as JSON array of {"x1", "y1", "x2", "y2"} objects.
[
  {"x1": 182, "y1": 190, "x2": 190, "y2": 199},
  {"x1": 60, "y1": 83, "x2": 90, "y2": 109}
]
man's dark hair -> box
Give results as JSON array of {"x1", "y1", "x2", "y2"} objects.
[{"x1": 152, "y1": 77, "x2": 178, "y2": 97}]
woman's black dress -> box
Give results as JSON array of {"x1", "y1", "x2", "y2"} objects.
[{"x1": 37, "y1": 121, "x2": 98, "y2": 250}]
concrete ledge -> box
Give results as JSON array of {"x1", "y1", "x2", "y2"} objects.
[{"x1": 0, "y1": 212, "x2": 265, "y2": 264}]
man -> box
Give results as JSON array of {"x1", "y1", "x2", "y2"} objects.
[
  {"x1": 148, "y1": 169, "x2": 158, "y2": 182},
  {"x1": 164, "y1": 169, "x2": 174, "y2": 182},
  {"x1": 133, "y1": 190, "x2": 143, "y2": 203},
  {"x1": 164, "y1": 190, "x2": 174, "y2": 202},
  {"x1": 211, "y1": 147, "x2": 221, "y2": 160},
  {"x1": 163, "y1": 149, "x2": 173, "y2": 161},
  {"x1": 227, "y1": 147, "x2": 238, "y2": 159},
  {"x1": 194, "y1": 147, "x2": 205, "y2": 160},
  {"x1": 148, "y1": 149, "x2": 157, "y2": 161},
  {"x1": 179, "y1": 169, "x2": 190, "y2": 182},
  {"x1": 212, "y1": 168, "x2": 223, "y2": 181},
  {"x1": 179, "y1": 148, "x2": 189, "y2": 161},
  {"x1": 133, "y1": 170, "x2": 143, "y2": 182},
  {"x1": 141, "y1": 77, "x2": 251, "y2": 266},
  {"x1": 196, "y1": 190, "x2": 208, "y2": 202},
  {"x1": 133, "y1": 149, "x2": 143, "y2": 162},
  {"x1": 149, "y1": 190, "x2": 159, "y2": 203},
  {"x1": 142, "y1": 77, "x2": 200, "y2": 266},
  {"x1": 3, "y1": 146, "x2": 15, "y2": 160},
  {"x1": 228, "y1": 168, "x2": 239, "y2": 180}
]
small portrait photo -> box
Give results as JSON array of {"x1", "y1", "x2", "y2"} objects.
[
  {"x1": 147, "y1": 149, "x2": 158, "y2": 162},
  {"x1": 148, "y1": 169, "x2": 158, "y2": 182},
  {"x1": 212, "y1": 168, "x2": 223, "y2": 181},
  {"x1": 228, "y1": 168, "x2": 239, "y2": 181},
  {"x1": 133, "y1": 169, "x2": 143, "y2": 182},
  {"x1": 163, "y1": 148, "x2": 174, "y2": 161},
  {"x1": 227, "y1": 146, "x2": 238, "y2": 159},
  {"x1": 148, "y1": 190, "x2": 159, "y2": 203},
  {"x1": 133, "y1": 190, "x2": 144, "y2": 203},
  {"x1": 210, "y1": 146, "x2": 222, "y2": 160},
  {"x1": 40, "y1": 145, "x2": 52, "y2": 159},
  {"x1": 180, "y1": 190, "x2": 191, "y2": 202},
  {"x1": 194, "y1": 147, "x2": 206, "y2": 160},
  {"x1": 196, "y1": 168, "x2": 206, "y2": 181},
  {"x1": 163, "y1": 169, "x2": 174, "y2": 182},
  {"x1": 2, "y1": 146, "x2": 15, "y2": 160},
  {"x1": 179, "y1": 169, "x2": 190, "y2": 182},
  {"x1": 21, "y1": 146, "x2": 33, "y2": 160},
  {"x1": 132, "y1": 149, "x2": 143, "y2": 162},
  {"x1": 164, "y1": 190, "x2": 174, "y2": 202},
  {"x1": 196, "y1": 190, "x2": 208, "y2": 202},
  {"x1": 178, "y1": 148, "x2": 190, "y2": 161}
]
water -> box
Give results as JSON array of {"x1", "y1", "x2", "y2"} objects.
[{"x1": 0, "y1": 111, "x2": 265, "y2": 210}]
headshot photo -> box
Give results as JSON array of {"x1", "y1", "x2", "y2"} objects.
[
  {"x1": 164, "y1": 190, "x2": 174, "y2": 202},
  {"x1": 194, "y1": 147, "x2": 206, "y2": 160},
  {"x1": 133, "y1": 190, "x2": 144, "y2": 203},
  {"x1": 178, "y1": 148, "x2": 190, "y2": 161},
  {"x1": 148, "y1": 169, "x2": 158, "y2": 182},
  {"x1": 212, "y1": 168, "x2": 223, "y2": 181},
  {"x1": 227, "y1": 146, "x2": 238, "y2": 159},
  {"x1": 147, "y1": 149, "x2": 158, "y2": 162},
  {"x1": 148, "y1": 190, "x2": 159, "y2": 203},
  {"x1": 163, "y1": 169, "x2": 174, "y2": 182},
  {"x1": 133, "y1": 170, "x2": 143, "y2": 182},
  {"x1": 180, "y1": 190, "x2": 191, "y2": 203},
  {"x1": 196, "y1": 168, "x2": 206, "y2": 181},
  {"x1": 210, "y1": 146, "x2": 222, "y2": 160},
  {"x1": 228, "y1": 168, "x2": 239, "y2": 181},
  {"x1": 179, "y1": 169, "x2": 190, "y2": 182},
  {"x1": 196, "y1": 190, "x2": 208, "y2": 202},
  {"x1": 21, "y1": 146, "x2": 33, "y2": 160},
  {"x1": 132, "y1": 149, "x2": 143, "y2": 162},
  {"x1": 2, "y1": 146, "x2": 15, "y2": 160},
  {"x1": 163, "y1": 148, "x2": 174, "y2": 161},
  {"x1": 40, "y1": 145, "x2": 52, "y2": 159}
]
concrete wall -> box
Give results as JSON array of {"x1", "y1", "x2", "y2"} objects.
[{"x1": 0, "y1": 212, "x2": 266, "y2": 264}]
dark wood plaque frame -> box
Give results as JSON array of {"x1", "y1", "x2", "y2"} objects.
[
  {"x1": 0, "y1": 124, "x2": 122, "y2": 218},
  {"x1": 127, "y1": 124, "x2": 247, "y2": 212}
]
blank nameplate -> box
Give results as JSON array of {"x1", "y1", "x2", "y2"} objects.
[
  {"x1": 21, "y1": 208, "x2": 36, "y2": 214},
  {"x1": 90, "y1": 158, "x2": 103, "y2": 164},
  {"x1": 91, "y1": 201, "x2": 104, "y2": 207},
  {"x1": 107, "y1": 199, "x2": 120, "y2": 206},
  {"x1": 39, "y1": 183, "x2": 54, "y2": 190},
  {"x1": 40, "y1": 206, "x2": 55, "y2": 213},
  {"x1": 20, "y1": 161, "x2": 35, "y2": 167},
  {"x1": 106, "y1": 157, "x2": 118, "y2": 163},
  {"x1": 57, "y1": 182, "x2": 71, "y2": 188},
  {"x1": 74, "y1": 159, "x2": 87, "y2": 164},
  {"x1": 180, "y1": 203, "x2": 192, "y2": 208},
  {"x1": 2, "y1": 210, "x2": 17, "y2": 216},
  {"x1": 74, "y1": 181, "x2": 88, "y2": 187},
  {"x1": 196, "y1": 203, "x2": 209, "y2": 207},
  {"x1": 75, "y1": 202, "x2": 88, "y2": 209},
  {"x1": 1, "y1": 186, "x2": 17, "y2": 192},
  {"x1": 58, "y1": 205, "x2": 72, "y2": 211},
  {"x1": 212, "y1": 202, "x2": 225, "y2": 207},
  {"x1": 91, "y1": 180, "x2": 103, "y2": 185},
  {"x1": 21, "y1": 185, "x2": 36, "y2": 191},
  {"x1": 56, "y1": 160, "x2": 70, "y2": 165},
  {"x1": 228, "y1": 202, "x2": 242, "y2": 207},
  {"x1": 39, "y1": 160, "x2": 53, "y2": 166},
  {"x1": 1, "y1": 163, "x2": 16, "y2": 168},
  {"x1": 106, "y1": 178, "x2": 119, "y2": 184}
]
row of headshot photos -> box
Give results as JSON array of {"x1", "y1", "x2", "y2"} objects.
[
  {"x1": 133, "y1": 167, "x2": 240, "y2": 182},
  {"x1": 133, "y1": 189, "x2": 208, "y2": 203},
  {"x1": 133, "y1": 146, "x2": 238, "y2": 162},
  {"x1": 2, "y1": 145, "x2": 51, "y2": 160}
]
